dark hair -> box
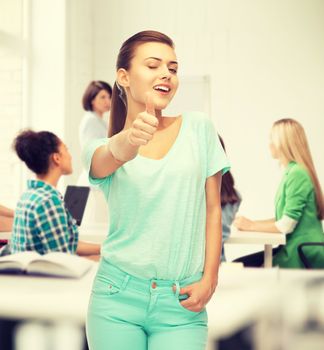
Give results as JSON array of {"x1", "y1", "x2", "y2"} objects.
[
  {"x1": 13, "y1": 129, "x2": 60, "y2": 175},
  {"x1": 108, "y1": 30, "x2": 174, "y2": 137},
  {"x1": 219, "y1": 135, "x2": 240, "y2": 206},
  {"x1": 82, "y1": 80, "x2": 112, "y2": 111}
]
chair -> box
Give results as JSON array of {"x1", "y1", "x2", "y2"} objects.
[{"x1": 298, "y1": 242, "x2": 324, "y2": 269}]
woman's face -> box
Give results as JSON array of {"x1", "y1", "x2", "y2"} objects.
[
  {"x1": 57, "y1": 142, "x2": 73, "y2": 175},
  {"x1": 269, "y1": 133, "x2": 279, "y2": 159},
  {"x1": 91, "y1": 89, "x2": 111, "y2": 116},
  {"x1": 121, "y1": 42, "x2": 179, "y2": 113}
]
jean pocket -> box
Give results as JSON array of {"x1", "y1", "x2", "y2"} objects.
[
  {"x1": 92, "y1": 275, "x2": 121, "y2": 296},
  {"x1": 175, "y1": 295, "x2": 202, "y2": 315}
]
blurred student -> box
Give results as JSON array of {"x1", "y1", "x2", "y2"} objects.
[
  {"x1": 79, "y1": 80, "x2": 112, "y2": 150},
  {"x1": 219, "y1": 136, "x2": 241, "y2": 261},
  {"x1": 10, "y1": 129, "x2": 100, "y2": 260},
  {"x1": 0, "y1": 204, "x2": 14, "y2": 232},
  {"x1": 234, "y1": 118, "x2": 324, "y2": 268}
]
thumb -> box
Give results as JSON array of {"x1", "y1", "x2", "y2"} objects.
[
  {"x1": 179, "y1": 286, "x2": 191, "y2": 296},
  {"x1": 145, "y1": 92, "x2": 155, "y2": 116}
]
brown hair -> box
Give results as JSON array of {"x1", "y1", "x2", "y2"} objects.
[
  {"x1": 108, "y1": 30, "x2": 174, "y2": 137},
  {"x1": 82, "y1": 80, "x2": 112, "y2": 111},
  {"x1": 271, "y1": 118, "x2": 324, "y2": 219},
  {"x1": 13, "y1": 129, "x2": 60, "y2": 175},
  {"x1": 219, "y1": 135, "x2": 240, "y2": 206}
]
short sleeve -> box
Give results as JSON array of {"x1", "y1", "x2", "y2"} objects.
[
  {"x1": 205, "y1": 118, "x2": 231, "y2": 177},
  {"x1": 81, "y1": 138, "x2": 112, "y2": 187},
  {"x1": 282, "y1": 168, "x2": 313, "y2": 221}
]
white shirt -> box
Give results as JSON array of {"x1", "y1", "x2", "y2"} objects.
[{"x1": 79, "y1": 111, "x2": 108, "y2": 150}]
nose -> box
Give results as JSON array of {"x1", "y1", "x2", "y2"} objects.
[{"x1": 160, "y1": 65, "x2": 171, "y2": 80}]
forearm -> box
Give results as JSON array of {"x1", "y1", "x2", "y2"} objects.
[
  {"x1": 109, "y1": 130, "x2": 140, "y2": 162},
  {"x1": 250, "y1": 219, "x2": 280, "y2": 233},
  {"x1": 76, "y1": 241, "x2": 101, "y2": 256},
  {"x1": 0, "y1": 216, "x2": 13, "y2": 231},
  {"x1": 84, "y1": 254, "x2": 100, "y2": 261},
  {"x1": 202, "y1": 206, "x2": 222, "y2": 288},
  {"x1": 0, "y1": 205, "x2": 14, "y2": 217},
  {"x1": 91, "y1": 131, "x2": 139, "y2": 178},
  {"x1": 255, "y1": 218, "x2": 276, "y2": 225}
]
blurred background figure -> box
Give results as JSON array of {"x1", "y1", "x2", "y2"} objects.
[
  {"x1": 79, "y1": 80, "x2": 112, "y2": 150},
  {"x1": 219, "y1": 136, "x2": 241, "y2": 262},
  {"x1": 9, "y1": 129, "x2": 100, "y2": 259},
  {"x1": 0, "y1": 204, "x2": 14, "y2": 232},
  {"x1": 234, "y1": 118, "x2": 324, "y2": 268},
  {"x1": 77, "y1": 81, "x2": 111, "y2": 228}
]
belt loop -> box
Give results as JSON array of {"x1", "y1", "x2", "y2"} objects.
[
  {"x1": 174, "y1": 281, "x2": 180, "y2": 297},
  {"x1": 121, "y1": 274, "x2": 130, "y2": 290}
]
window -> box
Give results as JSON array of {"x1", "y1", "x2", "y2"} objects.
[{"x1": 0, "y1": 0, "x2": 26, "y2": 207}]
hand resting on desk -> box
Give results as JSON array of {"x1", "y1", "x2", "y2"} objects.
[
  {"x1": 233, "y1": 216, "x2": 254, "y2": 231},
  {"x1": 76, "y1": 240, "x2": 101, "y2": 262}
]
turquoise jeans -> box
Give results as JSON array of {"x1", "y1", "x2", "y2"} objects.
[{"x1": 86, "y1": 259, "x2": 208, "y2": 350}]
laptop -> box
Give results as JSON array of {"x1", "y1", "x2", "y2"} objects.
[{"x1": 64, "y1": 186, "x2": 90, "y2": 226}]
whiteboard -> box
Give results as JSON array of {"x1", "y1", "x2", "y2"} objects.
[{"x1": 164, "y1": 75, "x2": 211, "y2": 116}]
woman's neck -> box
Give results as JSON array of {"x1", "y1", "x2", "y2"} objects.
[
  {"x1": 93, "y1": 110, "x2": 103, "y2": 118},
  {"x1": 279, "y1": 157, "x2": 290, "y2": 168},
  {"x1": 37, "y1": 171, "x2": 61, "y2": 188}
]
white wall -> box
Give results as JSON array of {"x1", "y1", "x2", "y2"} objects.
[
  {"x1": 91, "y1": 0, "x2": 324, "y2": 218},
  {"x1": 0, "y1": 0, "x2": 24, "y2": 206},
  {"x1": 8, "y1": 0, "x2": 94, "y2": 190},
  {"x1": 28, "y1": 0, "x2": 66, "y2": 135},
  {"x1": 64, "y1": 0, "x2": 94, "y2": 185},
  {"x1": 0, "y1": 0, "x2": 93, "y2": 197},
  {"x1": 220, "y1": 0, "x2": 324, "y2": 218}
]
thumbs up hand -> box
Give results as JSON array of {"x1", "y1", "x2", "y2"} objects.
[
  {"x1": 109, "y1": 92, "x2": 159, "y2": 163},
  {"x1": 127, "y1": 92, "x2": 159, "y2": 146}
]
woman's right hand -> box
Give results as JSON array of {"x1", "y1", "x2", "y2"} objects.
[
  {"x1": 233, "y1": 216, "x2": 254, "y2": 231},
  {"x1": 104, "y1": 92, "x2": 158, "y2": 170},
  {"x1": 127, "y1": 92, "x2": 159, "y2": 146}
]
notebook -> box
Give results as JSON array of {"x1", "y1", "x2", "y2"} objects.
[{"x1": 64, "y1": 186, "x2": 90, "y2": 226}]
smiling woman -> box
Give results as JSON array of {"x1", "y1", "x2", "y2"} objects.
[
  {"x1": 108, "y1": 32, "x2": 179, "y2": 137},
  {"x1": 116, "y1": 41, "x2": 179, "y2": 123},
  {"x1": 83, "y1": 30, "x2": 230, "y2": 350}
]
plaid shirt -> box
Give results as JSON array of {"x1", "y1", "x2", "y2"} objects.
[{"x1": 10, "y1": 180, "x2": 79, "y2": 255}]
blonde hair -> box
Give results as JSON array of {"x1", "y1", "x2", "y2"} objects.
[{"x1": 271, "y1": 118, "x2": 324, "y2": 219}]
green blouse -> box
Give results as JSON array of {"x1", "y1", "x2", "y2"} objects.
[{"x1": 273, "y1": 162, "x2": 324, "y2": 268}]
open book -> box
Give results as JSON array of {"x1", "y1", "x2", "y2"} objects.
[{"x1": 0, "y1": 251, "x2": 94, "y2": 278}]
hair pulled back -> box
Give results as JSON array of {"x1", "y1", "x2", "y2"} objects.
[
  {"x1": 13, "y1": 129, "x2": 60, "y2": 175},
  {"x1": 109, "y1": 30, "x2": 174, "y2": 137}
]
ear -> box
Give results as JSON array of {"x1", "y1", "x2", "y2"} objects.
[
  {"x1": 117, "y1": 68, "x2": 130, "y2": 88},
  {"x1": 51, "y1": 152, "x2": 61, "y2": 167}
]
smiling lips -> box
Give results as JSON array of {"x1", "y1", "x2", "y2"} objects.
[{"x1": 153, "y1": 84, "x2": 171, "y2": 94}]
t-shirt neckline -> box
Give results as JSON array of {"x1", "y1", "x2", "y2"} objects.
[{"x1": 137, "y1": 114, "x2": 185, "y2": 163}]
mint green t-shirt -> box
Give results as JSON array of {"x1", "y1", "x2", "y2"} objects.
[{"x1": 83, "y1": 112, "x2": 230, "y2": 280}]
